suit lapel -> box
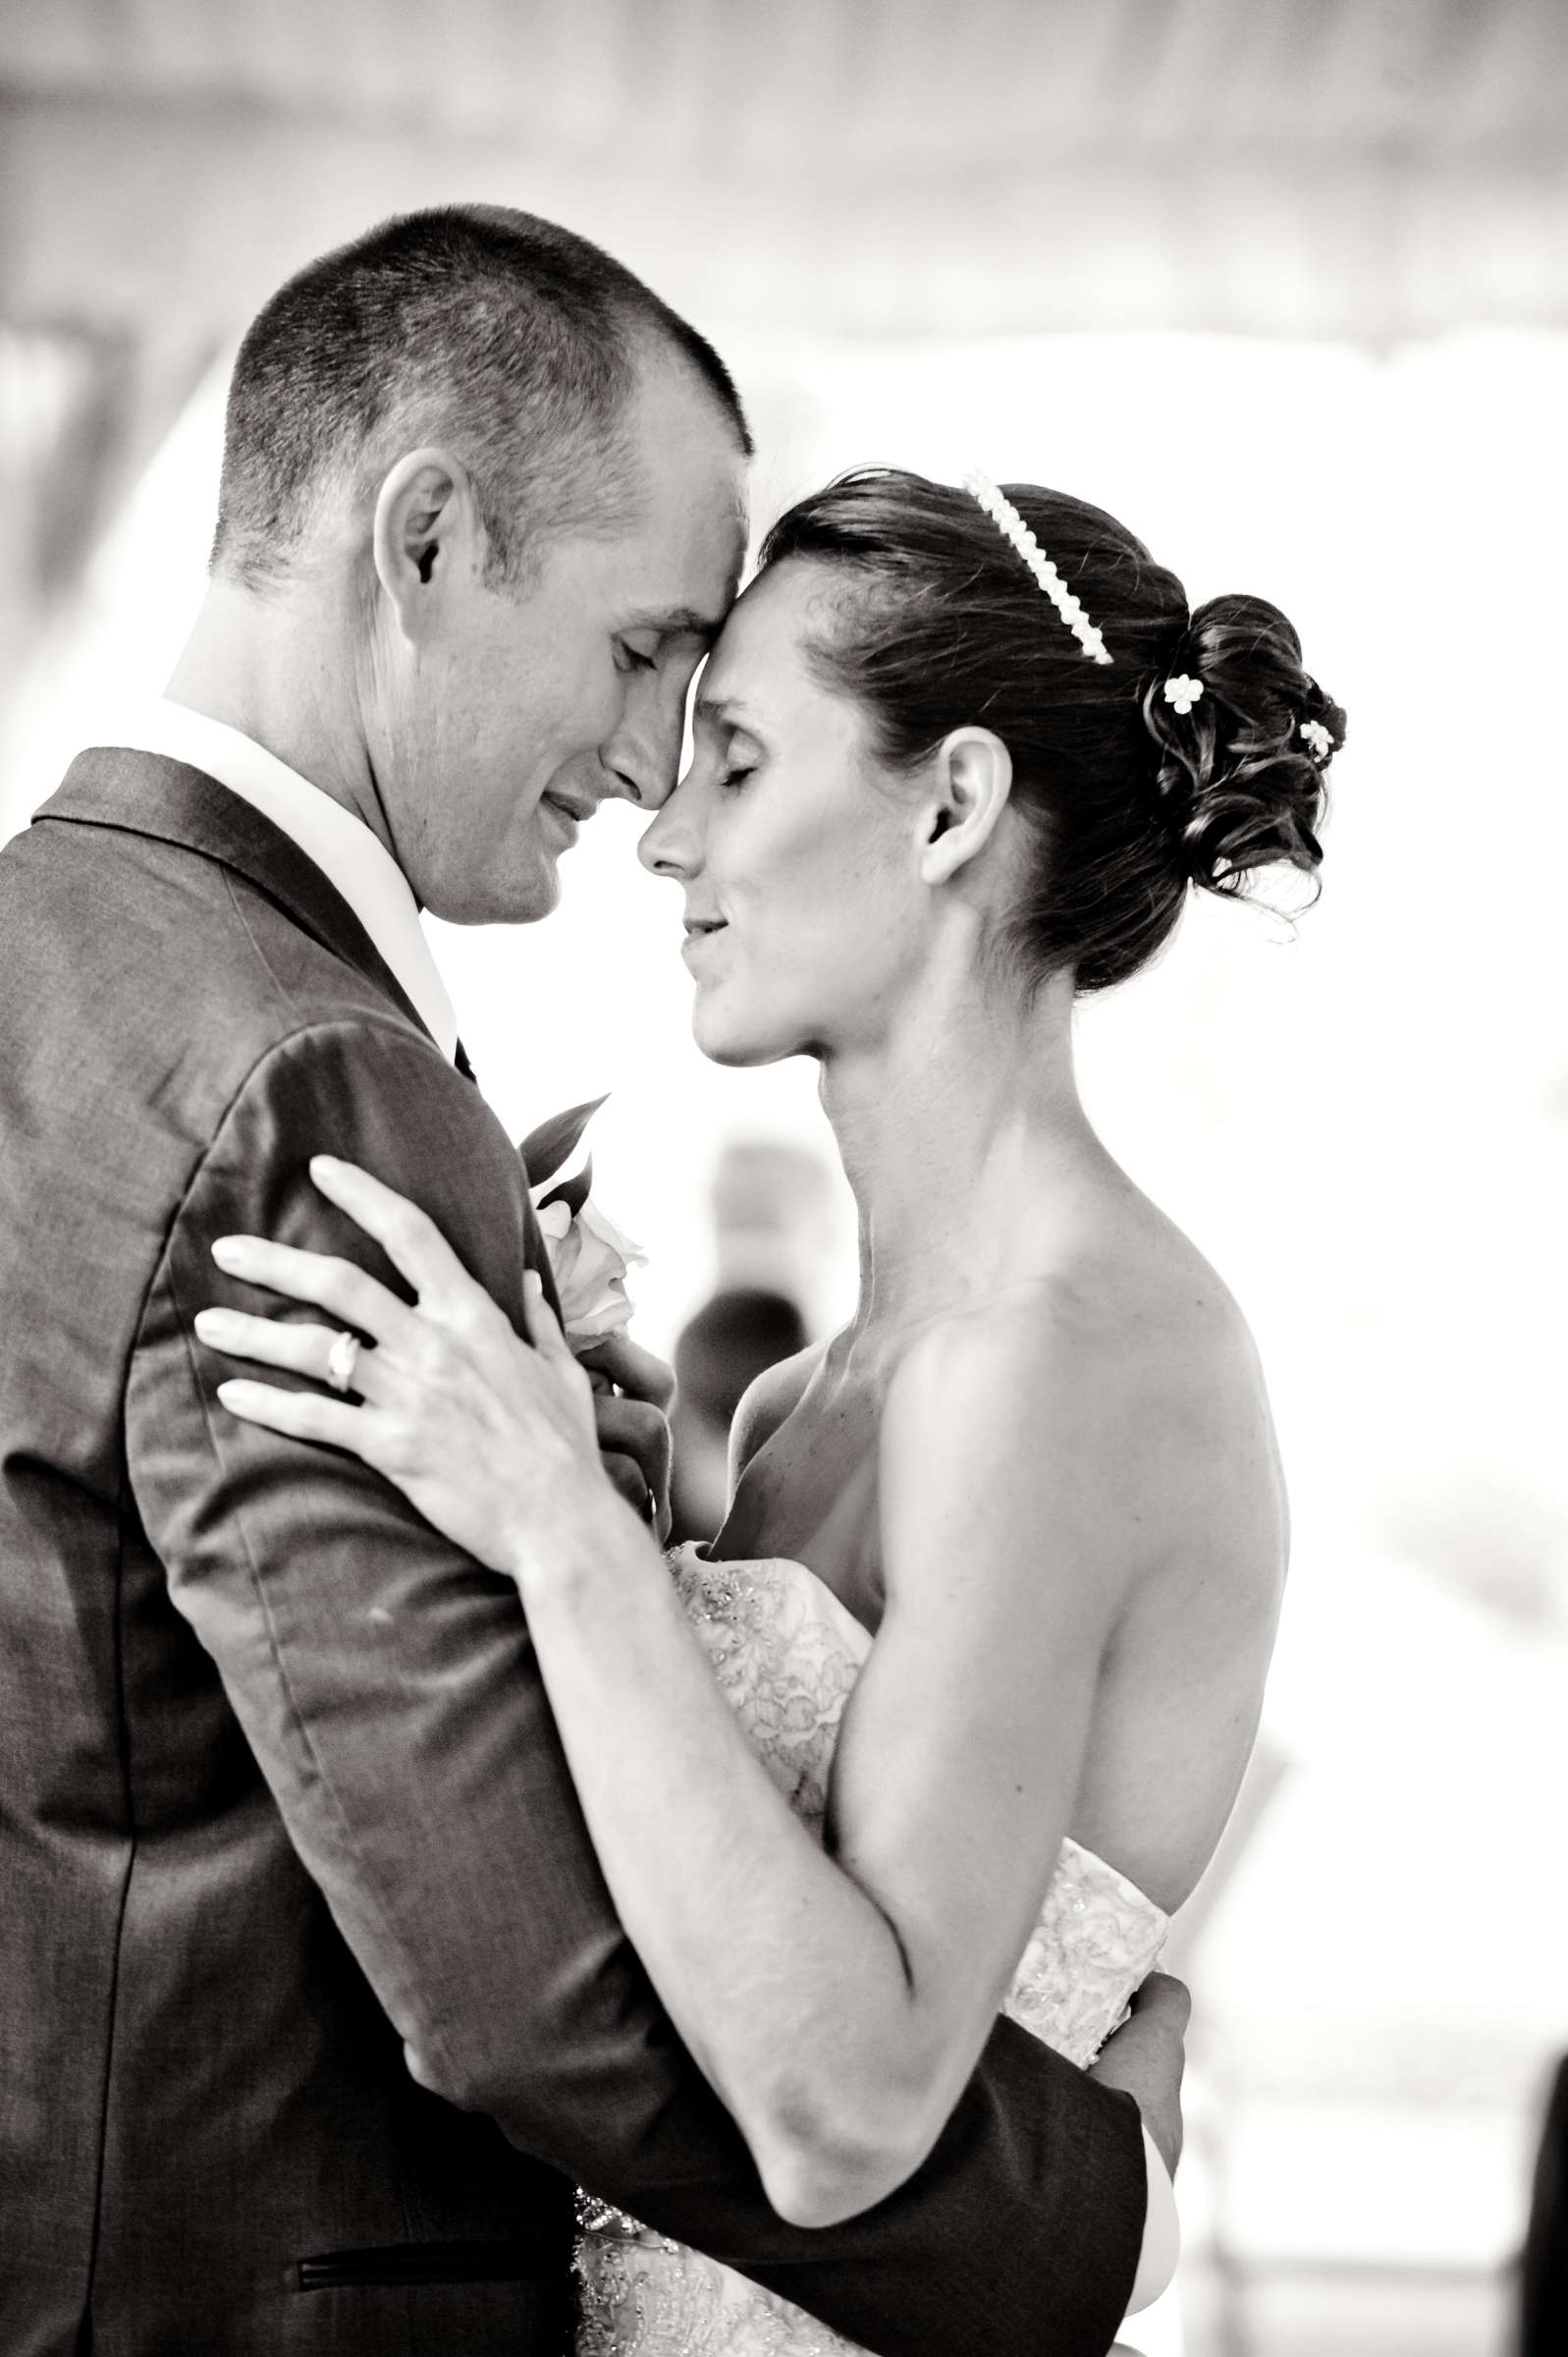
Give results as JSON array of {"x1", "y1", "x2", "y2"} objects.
[
  {"x1": 34, "y1": 746, "x2": 434, "y2": 1047},
  {"x1": 36, "y1": 749, "x2": 567, "y2": 1317}
]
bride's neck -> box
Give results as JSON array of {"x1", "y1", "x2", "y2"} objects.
[{"x1": 819, "y1": 953, "x2": 1105, "y2": 1339}]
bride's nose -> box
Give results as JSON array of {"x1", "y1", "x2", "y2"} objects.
[{"x1": 637, "y1": 774, "x2": 702, "y2": 881}]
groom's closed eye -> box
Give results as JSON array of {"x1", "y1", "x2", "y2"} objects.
[
  {"x1": 622, "y1": 603, "x2": 729, "y2": 648},
  {"x1": 618, "y1": 608, "x2": 728, "y2": 681}
]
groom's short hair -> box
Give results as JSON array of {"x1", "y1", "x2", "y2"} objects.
[{"x1": 212, "y1": 205, "x2": 751, "y2": 591}]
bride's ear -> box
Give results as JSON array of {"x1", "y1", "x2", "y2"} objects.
[{"x1": 917, "y1": 728, "x2": 1014, "y2": 885}]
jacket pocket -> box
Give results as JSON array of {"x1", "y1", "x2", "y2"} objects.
[{"x1": 296, "y1": 2240, "x2": 551, "y2": 2291}]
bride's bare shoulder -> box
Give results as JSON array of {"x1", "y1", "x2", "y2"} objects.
[
  {"x1": 888, "y1": 1197, "x2": 1270, "y2": 1491},
  {"x1": 729, "y1": 1339, "x2": 831, "y2": 1485}
]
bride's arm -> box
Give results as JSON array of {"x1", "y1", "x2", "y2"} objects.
[
  {"x1": 203, "y1": 1160, "x2": 1174, "y2": 2230},
  {"x1": 520, "y1": 1328, "x2": 1155, "y2": 2228}
]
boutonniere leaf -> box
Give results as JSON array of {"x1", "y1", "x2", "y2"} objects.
[
  {"x1": 518, "y1": 1094, "x2": 607, "y2": 1191},
  {"x1": 539, "y1": 1158, "x2": 594, "y2": 1221}
]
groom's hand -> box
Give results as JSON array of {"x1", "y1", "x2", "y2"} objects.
[
  {"x1": 1088, "y1": 1971, "x2": 1190, "y2": 2179},
  {"x1": 577, "y1": 1331, "x2": 675, "y2": 1541}
]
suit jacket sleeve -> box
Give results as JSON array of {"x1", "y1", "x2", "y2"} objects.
[{"x1": 127, "y1": 1017, "x2": 1147, "y2": 2357}]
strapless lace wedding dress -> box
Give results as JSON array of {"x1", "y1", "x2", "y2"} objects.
[{"x1": 575, "y1": 1546, "x2": 1168, "y2": 2356}]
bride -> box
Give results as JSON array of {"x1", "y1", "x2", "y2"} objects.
[{"x1": 202, "y1": 466, "x2": 1343, "y2": 2352}]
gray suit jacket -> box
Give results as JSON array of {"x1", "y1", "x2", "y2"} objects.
[{"x1": 0, "y1": 748, "x2": 1146, "y2": 2357}]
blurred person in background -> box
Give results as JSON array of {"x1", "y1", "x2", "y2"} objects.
[
  {"x1": 0, "y1": 206, "x2": 1184, "y2": 2357},
  {"x1": 671, "y1": 1286, "x2": 810, "y2": 1544},
  {"x1": 669, "y1": 1138, "x2": 830, "y2": 1544},
  {"x1": 214, "y1": 463, "x2": 1343, "y2": 2349}
]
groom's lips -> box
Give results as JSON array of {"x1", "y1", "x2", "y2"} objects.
[{"x1": 540, "y1": 793, "x2": 593, "y2": 842}]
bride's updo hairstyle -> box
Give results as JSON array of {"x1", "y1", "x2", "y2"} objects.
[{"x1": 757, "y1": 467, "x2": 1345, "y2": 991}]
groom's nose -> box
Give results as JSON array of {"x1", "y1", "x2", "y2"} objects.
[
  {"x1": 604, "y1": 754, "x2": 674, "y2": 811},
  {"x1": 603, "y1": 695, "x2": 684, "y2": 811}
]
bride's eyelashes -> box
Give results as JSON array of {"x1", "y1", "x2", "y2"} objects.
[{"x1": 713, "y1": 721, "x2": 764, "y2": 791}]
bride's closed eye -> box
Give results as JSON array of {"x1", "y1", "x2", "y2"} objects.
[{"x1": 715, "y1": 722, "x2": 764, "y2": 792}]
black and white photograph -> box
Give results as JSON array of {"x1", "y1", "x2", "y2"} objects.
[{"x1": 1, "y1": 5, "x2": 1564, "y2": 2353}]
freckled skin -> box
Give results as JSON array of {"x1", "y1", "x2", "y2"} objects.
[
  {"x1": 640, "y1": 563, "x2": 926, "y2": 1071},
  {"x1": 639, "y1": 556, "x2": 1289, "y2": 1916}
]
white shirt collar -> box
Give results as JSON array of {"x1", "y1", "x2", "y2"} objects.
[{"x1": 110, "y1": 699, "x2": 459, "y2": 1064}]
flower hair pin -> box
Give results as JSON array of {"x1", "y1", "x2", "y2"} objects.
[
  {"x1": 1163, "y1": 675, "x2": 1204, "y2": 717},
  {"x1": 962, "y1": 469, "x2": 1112, "y2": 666},
  {"x1": 1299, "y1": 719, "x2": 1333, "y2": 763}
]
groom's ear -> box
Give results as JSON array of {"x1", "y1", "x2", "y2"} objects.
[
  {"x1": 371, "y1": 447, "x2": 481, "y2": 636},
  {"x1": 917, "y1": 728, "x2": 1014, "y2": 886}
]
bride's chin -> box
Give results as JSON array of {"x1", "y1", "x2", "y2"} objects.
[
  {"x1": 692, "y1": 1027, "x2": 781, "y2": 1070},
  {"x1": 690, "y1": 1000, "x2": 796, "y2": 1070}
]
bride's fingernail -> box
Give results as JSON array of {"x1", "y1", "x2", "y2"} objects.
[
  {"x1": 310, "y1": 1155, "x2": 343, "y2": 1176},
  {"x1": 193, "y1": 1308, "x2": 240, "y2": 1342},
  {"x1": 211, "y1": 1237, "x2": 251, "y2": 1269}
]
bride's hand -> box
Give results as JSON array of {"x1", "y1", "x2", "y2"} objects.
[
  {"x1": 577, "y1": 1327, "x2": 676, "y2": 1539},
  {"x1": 194, "y1": 1155, "x2": 627, "y2": 1577}
]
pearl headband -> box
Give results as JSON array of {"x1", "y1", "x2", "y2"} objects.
[{"x1": 962, "y1": 469, "x2": 1112, "y2": 666}]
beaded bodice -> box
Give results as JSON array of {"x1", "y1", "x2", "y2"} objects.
[{"x1": 574, "y1": 1547, "x2": 1168, "y2": 2356}]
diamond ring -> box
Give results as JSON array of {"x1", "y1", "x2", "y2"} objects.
[{"x1": 325, "y1": 1330, "x2": 362, "y2": 1396}]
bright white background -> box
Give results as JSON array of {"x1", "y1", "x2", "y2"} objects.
[{"x1": 5, "y1": 322, "x2": 1566, "y2": 2348}]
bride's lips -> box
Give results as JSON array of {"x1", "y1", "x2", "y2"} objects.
[{"x1": 681, "y1": 919, "x2": 728, "y2": 964}]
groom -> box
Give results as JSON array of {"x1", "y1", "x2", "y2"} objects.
[{"x1": 0, "y1": 207, "x2": 1180, "y2": 2355}]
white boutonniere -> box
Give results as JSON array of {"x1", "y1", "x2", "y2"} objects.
[{"x1": 519, "y1": 1096, "x2": 647, "y2": 1352}]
